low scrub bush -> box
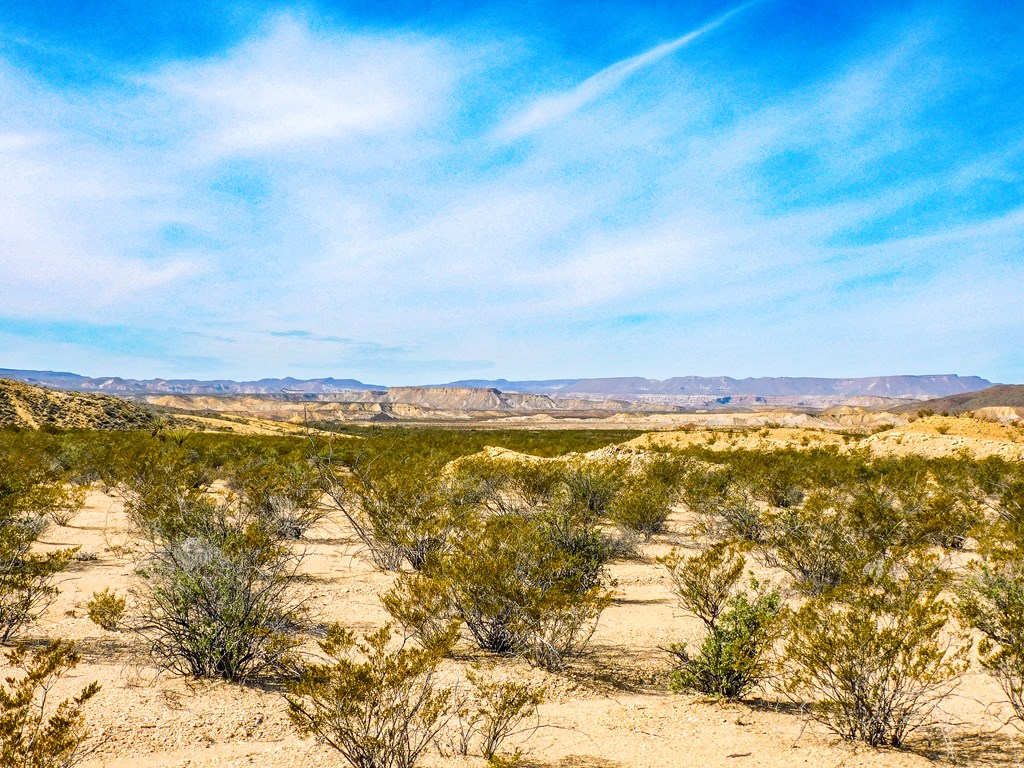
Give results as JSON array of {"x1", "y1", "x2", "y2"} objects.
[
  {"x1": 662, "y1": 545, "x2": 780, "y2": 698},
  {"x1": 0, "y1": 451, "x2": 79, "y2": 642},
  {"x1": 287, "y1": 623, "x2": 545, "y2": 768},
  {"x1": 287, "y1": 624, "x2": 454, "y2": 768},
  {"x1": 959, "y1": 556, "x2": 1024, "y2": 723},
  {"x1": 85, "y1": 589, "x2": 126, "y2": 632},
  {"x1": 606, "y1": 455, "x2": 687, "y2": 538},
  {"x1": 319, "y1": 447, "x2": 470, "y2": 571},
  {"x1": 449, "y1": 669, "x2": 545, "y2": 763},
  {"x1": 136, "y1": 506, "x2": 305, "y2": 682},
  {"x1": 782, "y1": 559, "x2": 969, "y2": 747},
  {"x1": 385, "y1": 512, "x2": 612, "y2": 669},
  {"x1": 0, "y1": 640, "x2": 100, "y2": 768},
  {"x1": 225, "y1": 454, "x2": 325, "y2": 539}
]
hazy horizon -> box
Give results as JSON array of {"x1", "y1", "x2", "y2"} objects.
[{"x1": 2, "y1": 1, "x2": 1022, "y2": 385}]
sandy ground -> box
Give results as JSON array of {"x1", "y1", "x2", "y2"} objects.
[{"x1": 9, "y1": 468, "x2": 1023, "y2": 768}]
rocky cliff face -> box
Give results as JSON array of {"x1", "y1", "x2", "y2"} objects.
[{"x1": 382, "y1": 387, "x2": 558, "y2": 411}]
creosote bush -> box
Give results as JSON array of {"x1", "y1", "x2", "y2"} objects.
[
  {"x1": 318, "y1": 445, "x2": 471, "y2": 571},
  {"x1": 85, "y1": 589, "x2": 126, "y2": 632},
  {"x1": 225, "y1": 453, "x2": 325, "y2": 539},
  {"x1": 782, "y1": 558, "x2": 969, "y2": 747},
  {"x1": 136, "y1": 501, "x2": 305, "y2": 682},
  {"x1": 287, "y1": 623, "x2": 453, "y2": 768},
  {"x1": 0, "y1": 446, "x2": 80, "y2": 643},
  {"x1": 287, "y1": 623, "x2": 544, "y2": 768},
  {"x1": 954, "y1": 501, "x2": 1024, "y2": 724},
  {"x1": 450, "y1": 669, "x2": 545, "y2": 763},
  {"x1": 386, "y1": 511, "x2": 612, "y2": 669},
  {"x1": 0, "y1": 640, "x2": 100, "y2": 768},
  {"x1": 662, "y1": 545, "x2": 780, "y2": 698},
  {"x1": 607, "y1": 455, "x2": 685, "y2": 538}
]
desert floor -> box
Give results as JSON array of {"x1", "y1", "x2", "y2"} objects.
[{"x1": 14, "y1": 456, "x2": 1023, "y2": 768}]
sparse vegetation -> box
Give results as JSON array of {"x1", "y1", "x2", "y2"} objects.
[
  {"x1": 782, "y1": 558, "x2": 969, "y2": 746},
  {"x1": 663, "y1": 545, "x2": 780, "y2": 698},
  {"x1": 0, "y1": 418, "x2": 1021, "y2": 763},
  {"x1": 286, "y1": 623, "x2": 454, "y2": 768},
  {"x1": 0, "y1": 441, "x2": 81, "y2": 642},
  {"x1": 0, "y1": 640, "x2": 100, "y2": 768}
]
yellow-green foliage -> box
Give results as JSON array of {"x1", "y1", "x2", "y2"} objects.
[
  {"x1": 287, "y1": 624, "x2": 453, "y2": 768},
  {"x1": 86, "y1": 589, "x2": 126, "y2": 632},
  {"x1": 0, "y1": 640, "x2": 100, "y2": 768},
  {"x1": 782, "y1": 558, "x2": 969, "y2": 746}
]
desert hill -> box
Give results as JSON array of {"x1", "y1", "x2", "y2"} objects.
[
  {"x1": 0, "y1": 378, "x2": 159, "y2": 430},
  {"x1": 894, "y1": 383, "x2": 1024, "y2": 416}
]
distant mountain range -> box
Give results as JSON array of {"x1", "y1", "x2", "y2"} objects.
[
  {"x1": 0, "y1": 369, "x2": 386, "y2": 395},
  {"x1": 0, "y1": 368, "x2": 996, "y2": 401},
  {"x1": 441, "y1": 375, "x2": 996, "y2": 399}
]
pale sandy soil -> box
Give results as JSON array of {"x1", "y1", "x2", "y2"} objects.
[{"x1": 11, "y1": 469, "x2": 1024, "y2": 768}]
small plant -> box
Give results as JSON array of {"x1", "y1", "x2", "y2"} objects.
[
  {"x1": 0, "y1": 640, "x2": 100, "y2": 768},
  {"x1": 662, "y1": 545, "x2": 780, "y2": 699},
  {"x1": 608, "y1": 478, "x2": 674, "y2": 538},
  {"x1": 0, "y1": 526, "x2": 77, "y2": 643},
  {"x1": 319, "y1": 449, "x2": 468, "y2": 571},
  {"x1": 86, "y1": 589, "x2": 126, "y2": 632},
  {"x1": 958, "y1": 557, "x2": 1024, "y2": 723},
  {"x1": 287, "y1": 624, "x2": 453, "y2": 768},
  {"x1": 758, "y1": 490, "x2": 875, "y2": 595},
  {"x1": 0, "y1": 452, "x2": 80, "y2": 642},
  {"x1": 607, "y1": 455, "x2": 685, "y2": 538},
  {"x1": 381, "y1": 573, "x2": 461, "y2": 656},
  {"x1": 782, "y1": 558, "x2": 969, "y2": 747},
  {"x1": 47, "y1": 485, "x2": 85, "y2": 527},
  {"x1": 451, "y1": 669, "x2": 544, "y2": 763}
]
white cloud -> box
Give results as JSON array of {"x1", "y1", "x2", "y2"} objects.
[{"x1": 147, "y1": 14, "x2": 457, "y2": 156}]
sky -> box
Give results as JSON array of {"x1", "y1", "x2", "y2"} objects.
[{"x1": 0, "y1": 0, "x2": 1022, "y2": 385}]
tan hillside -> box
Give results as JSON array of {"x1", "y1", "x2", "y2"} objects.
[
  {"x1": 630, "y1": 413, "x2": 1024, "y2": 460},
  {"x1": 0, "y1": 378, "x2": 158, "y2": 431}
]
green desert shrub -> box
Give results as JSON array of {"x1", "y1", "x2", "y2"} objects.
[
  {"x1": 136, "y1": 505, "x2": 305, "y2": 682},
  {"x1": 606, "y1": 456, "x2": 686, "y2": 538},
  {"x1": 958, "y1": 556, "x2": 1024, "y2": 723},
  {"x1": 319, "y1": 447, "x2": 471, "y2": 571},
  {"x1": 287, "y1": 623, "x2": 546, "y2": 768},
  {"x1": 385, "y1": 512, "x2": 612, "y2": 669},
  {"x1": 449, "y1": 669, "x2": 545, "y2": 763},
  {"x1": 0, "y1": 450, "x2": 80, "y2": 642},
  {"x1": 226, "y1": 453, "x2": 325, "y2": 539},
  {"x1": 0, "y1": 640, "x2": 100, "y2": 768},
  {"x1": 559, "y1": 464, "x2": 622, "y2": 517},
  {"x1": 662, "y1": 545, "x2": 780, "y2": 698},
  {"x1": 287, "y1": 623, "x2": 454, "y2": 768},
  {"x1": 757, "y1": 488, "x2": 895, "y2": 596},
  {"x1": 85, "y1": 589, "x2": 126, "y2": 632},
  {"x1": 782, "y1": 558, "x2": 969, "y2": 747}
]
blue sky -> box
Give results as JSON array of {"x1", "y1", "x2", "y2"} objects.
[{"x1": 0, "y1": 0, "x2": 1021, "y2": 384}]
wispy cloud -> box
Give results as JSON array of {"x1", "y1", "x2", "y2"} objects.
[{"x1": 497, "y1": 1, "x2": 762, "y2": 140}]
